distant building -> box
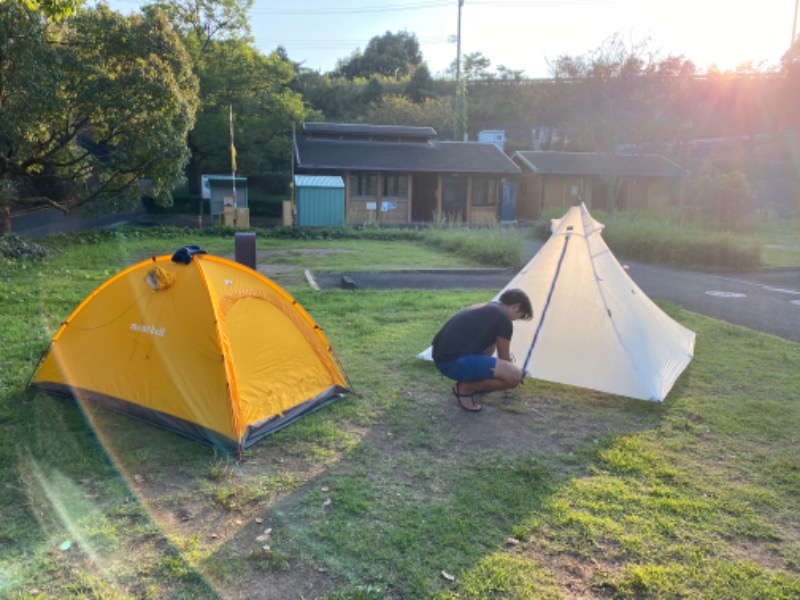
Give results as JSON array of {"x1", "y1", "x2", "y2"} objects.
[
  {"x1": 478, "y1": 130, "x2": 506, "y2": 151},
  {"x1": 293, "y1": 122, "x2": 520, "y2": 225},
  {"x1": 512, "y1": 151, "x2": 685, "y2": 219}
]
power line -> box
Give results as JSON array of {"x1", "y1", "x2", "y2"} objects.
[
  {"x1": 249, "y1": 0, "x2": 630, "y2": 16},
  {"x1": 249, "y1": 1, "x2": 450, "y2": 16},
  {"x1": 251, "y1": 36, "x2": 450, "y2": 49}
]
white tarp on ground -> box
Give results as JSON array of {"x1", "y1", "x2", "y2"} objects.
[{"x1": 419, "y1": 202, "x2": 696, "y2": 402}]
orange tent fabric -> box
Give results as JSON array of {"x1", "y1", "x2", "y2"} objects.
[{"x1": 32, "y1": 250, "x2": 349, "y2": 451}]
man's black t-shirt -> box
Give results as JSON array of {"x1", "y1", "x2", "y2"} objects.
[{"x1": 432, "y1": 302, "x2": 513, "y2": 363}]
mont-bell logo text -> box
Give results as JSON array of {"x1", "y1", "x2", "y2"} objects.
[{"x1": 130, "y1": 323, "x2": 166, "y2": 337}]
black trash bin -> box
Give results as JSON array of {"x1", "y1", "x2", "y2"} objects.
[{"x1": 235, "y1": 232, "x2": 256, "y2": 270}]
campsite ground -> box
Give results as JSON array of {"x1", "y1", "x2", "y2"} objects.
[
  {"x1": 94, "y1": 243, "x2": 799, "y2": 598},
  {"x1": 3, "y1": 225, "x2": 799, "y2": 599}
]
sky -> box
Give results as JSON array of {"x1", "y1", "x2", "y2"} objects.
[{"x1": 111, "y1": 0, "x2": 799, "y2": 78}]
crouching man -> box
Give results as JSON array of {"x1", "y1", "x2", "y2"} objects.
[{"x1": 432, "y1": 288, "x2": 533, "y2": 412}]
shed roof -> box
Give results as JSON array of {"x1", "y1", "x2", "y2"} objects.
[
  {"x1": 513, "y1": 151, "x2": 684, "y2": 178},
  {"x1": 204, "y1": 175, "x2": 247, "y2": 186},
  {"x1": 303, "y1": 122, "x2": 436, "y2": 140},
  {"x1": 295, "y1": 138, "x2": 521, "y2": 175},
  {"x1": 293, "y1": 175, "x2": 344, "y2": 188}
]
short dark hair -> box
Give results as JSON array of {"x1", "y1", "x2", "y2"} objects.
[{"x1": 499, "y1": 288, "x2": 533, "y2": 320}]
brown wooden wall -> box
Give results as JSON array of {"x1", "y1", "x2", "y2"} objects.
[{"x1": 517, "y1": 174, "x2": 678, "y2": 219}]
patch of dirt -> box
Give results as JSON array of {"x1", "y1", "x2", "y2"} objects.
[
  {"x1": 120, "y1": 444, "x2": 347, "y2": 600},
  {"x1": 223, "y1": 248, "x2": 356, "y2": 281},
  {"x1": 385, "y1": 379, "x2": 662, "y2": 467},
  {"x1": 520, "y1": 545, "x2": 621, "y2": 599}
]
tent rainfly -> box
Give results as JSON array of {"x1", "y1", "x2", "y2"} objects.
[
  {"x1": 419, "y1": 203, "x2": 696, "y2": 402},
  {"x1": 31, "y1": 246, "x2": 350, "y2": 451}
]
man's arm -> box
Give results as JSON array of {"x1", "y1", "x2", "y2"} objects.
[{"x1": 495, "y1": 337, "x2": 512, "y2": 362}]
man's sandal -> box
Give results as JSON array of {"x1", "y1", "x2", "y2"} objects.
[{"x1": 452, "y1": 383, "x2": 482, "y2": 412}]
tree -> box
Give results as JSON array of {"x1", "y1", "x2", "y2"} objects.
[
  {"x1": 779, "y1": 37, "x2": 800, "y2": 216},
  {"x1": 183, "y1": 41, "x2": 305, "y2": 191},
  {"x1": 0, "y1": 3, "x2": 199, "y2": 231},
  {"x1": 11, "y1": 0, "x2": 79, "y2": 20},
  {"x1": 335, "y1": 30, "x2": 422, "y2": 79},
  {"x1": 548, "y1": 34, "x2": 695, "y2": 210},
  {"x1": 462, "y1": 51, "x2": 492, "y2": 80},
  {"x1": 686, "y1": 166, "x2": 755, "y2": 226},
  {"x1": 145, "y1": 0, "x2": 252, "y2": 50},
  {"x1": 145, "y1": 0, "x2": 307, "y2": 195},
  {"x1": 362, "y1": 75, "x2": 384, "y2": 105},
  {"x1": 406, "y1": 64, "x2": 434, "y2": 103},
  {"x1": 365, "y1": 95, "x2": 454, "y2": 136},
  {"x1": 291, "y1": 70, "x2": 365, "y2": 122},
  {"x1": 780, "y1": 37, "x2": 800, "y2": 133},
  {"x1": 496, "y1": 65, "x2": 525, "y2": 82}
]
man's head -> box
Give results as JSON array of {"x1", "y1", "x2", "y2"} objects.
[{"x1": 499, "y1": 288, "x2": 533, "y2": 321}]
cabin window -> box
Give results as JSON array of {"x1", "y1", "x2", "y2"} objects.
[
  {"x1": 471, "y1": 178, "x2": 497, "y2": 206},
  {"x1": 382, "y1": 174, "x2": 408, "y2": 199},
  {"x1": 350, "y1": 173, "x2": 377, "y2": 197}
]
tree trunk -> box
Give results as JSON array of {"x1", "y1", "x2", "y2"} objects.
[{"x1": 1, "y1": 205, "x2": 11, "y2": 234}]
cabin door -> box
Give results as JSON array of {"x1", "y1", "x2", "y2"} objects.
[{"x1": 441, "y1": 176, "x2": 467, "y2": 222}]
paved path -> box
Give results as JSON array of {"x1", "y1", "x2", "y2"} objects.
[{"x1": 613, "y1": 260, "x2": 800, "y2": 343}]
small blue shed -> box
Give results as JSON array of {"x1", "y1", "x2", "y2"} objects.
[{"x1": 294, "y1": 175, "x2": 346, "y2": 227}]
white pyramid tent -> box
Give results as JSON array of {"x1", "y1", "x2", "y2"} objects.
[{"x1": 419, "y1": 203, "x2": 695, "y2": 402}]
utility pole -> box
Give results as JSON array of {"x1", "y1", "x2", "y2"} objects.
[
  {"x1": 456, "y1": 0, "x2": 464, "y2": 83},
  {"x1": 793, "y1": 0, "x2": 799, "y2": 50},
  {"x1": 454, "y1": 0, "x2": 467, "y2": 141}
]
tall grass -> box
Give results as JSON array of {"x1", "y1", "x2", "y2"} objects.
[
  {"x1": 534, "y1": 209, "x2": 765, "y2": 270},
  {"x1": 423, "y1": 219, "x2": 523, "y2": 268}
]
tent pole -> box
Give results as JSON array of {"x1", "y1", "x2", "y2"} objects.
[{"x1": 522, "y1": 233, "x2": 571, "y2": 374}]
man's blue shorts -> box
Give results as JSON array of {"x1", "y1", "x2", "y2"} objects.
[{"x1": 434, "y1": 354, "x2": 496, "y2": 382}]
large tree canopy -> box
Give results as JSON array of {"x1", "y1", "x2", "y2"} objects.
[
  {"x1": 10, "y1": 0, "x2": 79, "y2": 20},
  {"x1": 145, "y1": 0, "x2": 252, "y2": 48},
  {"x1": 335, "y1": 30, "x2": 422, "y2": 79},
  {"x1": 145, "y1": 0, "x2": 307, "y2": 195},
  {"x1": 547, "y1": 34, "x2": 696, "y2": 208},
  {"x1": 187, "y1": 42, "x2": 305, "y2": 181},
  {"x1": 365, "y1": 94, "x2": 454, "y2": 136},
  {"x1": 0, "y1": 3, "x2": 199, "y2": 220}
]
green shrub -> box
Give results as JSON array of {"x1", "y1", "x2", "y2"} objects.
[
  {"x1": 685, "y1": 167, "x2": 755, "y2": 227},
  {"x1": 0, "y1": 234, "x2": 51, "y2": 261}
]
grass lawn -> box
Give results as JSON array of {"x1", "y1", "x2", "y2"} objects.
[{"x1": 1, "y1": 227, "x2": 798, "y2": 599}]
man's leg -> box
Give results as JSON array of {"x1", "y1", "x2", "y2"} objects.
[{"x1": 458, "y1": 359, "x2": 522, "y2": 395}]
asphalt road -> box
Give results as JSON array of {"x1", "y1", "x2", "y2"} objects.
[
  {"x1": 10, "y1": 205, "x2": 152, "y2": 238},
  {"x1": 606, "y1": 260, "x2": 800, "y2": 343}
]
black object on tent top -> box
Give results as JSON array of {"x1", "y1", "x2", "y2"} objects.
[{"x1": 171, "y1": 245, "x2": 207, "y2": 264}]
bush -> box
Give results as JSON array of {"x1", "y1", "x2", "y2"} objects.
[
  {"x1": 0, "y1": 234, "x2": 51, "y2": 261},
  {"x1": 685, "y1": 167, "x2": 755, "y2": 227}
]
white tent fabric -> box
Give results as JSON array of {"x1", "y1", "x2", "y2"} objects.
[{"x1": 419, "y1": 203, "x2": 695, "y2": 402}]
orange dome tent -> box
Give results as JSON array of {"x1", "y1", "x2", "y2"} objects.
[{"x1": 31, "y1": 247, "x2": 350, "y2": 452}]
